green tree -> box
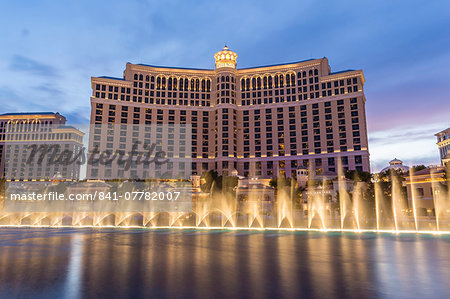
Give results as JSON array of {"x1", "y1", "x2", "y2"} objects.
[
  {"x1": 411, "y1": 165, "x2": 426, "y2": 173},
  {"x1": 375, "y1": 169, "x2": 408, "y2": 206},
  {"x1": 200, "y1": 170, "x2": 219, "y2": 193},
  {"x1": 269, "y1": 176, "x2": 303, "y2": 205},
  {"x1": 200, "y1": 170, "x2": 238, "y2": 195},
  {"x1": 345, "y1": 170, "x2": 372, "y2": 183}
]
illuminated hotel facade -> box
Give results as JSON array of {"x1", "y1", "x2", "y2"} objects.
[
  {"x1": 0, "y1": 112, "x2": 84, "y2": 181},
  {"x1": 88, "y1": 47, "x2": 370, "y2": 179}
]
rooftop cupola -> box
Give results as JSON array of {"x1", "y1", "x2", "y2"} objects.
[{"x1": 214, "y1": 45, "x2": 237, "y2": 69}]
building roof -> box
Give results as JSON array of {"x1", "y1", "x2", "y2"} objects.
[
  {"x1": 236, "y1": 183, "x2": 274, "y2": 190},
  {"x1": 414, "y1": 168, "x2": 432, "y2": 176},
  {"x1": 132, "y1": 58, "x2": 321, "y2": 72},
  {"x1": 56, "y1": 125, "x2": 77, "y2": 129},
  {"x1": 410, "y1": 166, "x2": 446, "y2": 177},
  {"x1": 329, "y1": 69, "x2": 356, "y2": 75},
  {"x1": 98, "y1": 76, "x2": 126, "y2": 81},
  {"x1": 238, "y1": 58, "x2": 317, "y2": 70},
  {"x1": 389, "y1": 158, "x2": 402, "y2": 164},
  {"x1": 435, "y1": 127, "x2": 450, "y2": 136},
  {"x1": 0, "y1": 112, "x2": 58, "y2": 116},
  {"x1": 380, "y1": 158, "x2": 409, "y2": 173},
  {"x1": 134, "y1": 64, "x2": 212, "y2": 71}
]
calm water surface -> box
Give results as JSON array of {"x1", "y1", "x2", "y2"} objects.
[{"x1": 0, "y1": 228, "x2": 448, "y2": 299}]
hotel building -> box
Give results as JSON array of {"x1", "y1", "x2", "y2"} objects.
[
  {"x1": 436, "y1": 128, "x2": 450, "y2": 165},
  {"x1": 88, "y1": 47, "x2": 370, "y2": 179},
  {"x1": 0, "y1": 112, "x2": 84, "y2": 181}
]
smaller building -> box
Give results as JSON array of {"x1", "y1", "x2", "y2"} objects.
[
  {"x1": 0, "y1": 112, "x2": 84, "y2": 182},
  {"x1": 236, "y1": 178, "x2": 274, "y2": 201},
  {"x1": 380, "y1": 158, "x2": 410, "y2": 173},
  {"x1": 296, "y1": 166, "x2": 308, "y2": 188},
  {"x1": 405, "y1": 166, "x2": 447, "y2": 214},
  {"x1": 435, "y1": 128, "x2": 450, "y2": 165},
  {"x1": 235, "y1": 178, "x2": 275, "y2": 213},
  {"x1": 0, "y1": 112, "x2": 67, "y2": 178},
  {"x1": 190, "y1": 175, "x2": 201, "y2": 189},
  {"x1": 332, "y1": 177, "x2": 354, "y2": 197}
]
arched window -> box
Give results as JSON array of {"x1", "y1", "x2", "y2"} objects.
[
  {"x1": 246, "y1": 78, "x2": 250, "y2": 91},
  {"x1": 241, "y1": 78, "x2": 246, "y2": 91},
  {"x1": 190, "y1": 79, "x2": 195, "y2": 91},
  {"x1": 314, "y1": 69, "x2": 318, "y2": 76},
  {"x1": 195, "y1": 79, "x2": 200, "y2": 92},
  {"x1": 252, "y1": 78, "x2": 256, "y2": 90},
  {"x1": 185, "y1": 78, "x2": 189, "y2": 90},
  {"x1": 280, "y1": 74, "x2": 284, "y2": 87},
  {"x1": 274, "y1": 75, "x2": 279, "y2": 88},
  {"x1": 286, "y1": 74, "x2": 291, "y2": 86},
  {"x1": 134, "y1": 74, "x2": 138, "y2": 80},
  {"x1": 161, "y1": 77, "x2": 166, "y2": 89},
  {"x1": 179, "y1": 78, "x2": 184, "y2": 91},
  {"x1": 151, "y1": 76, "x2": 155, "y2": 82},
  {"x1": 207, "y1": 80, "x2": 211, "y2": 92},
  {"x1": 146, "y1": 75, "x2": 149, "y2": 81},
  {"x1": 226, "y1": 76, "x2": 230, "y2": 82},
  {"x1": 173, "y1": 78, "x2": 178, "y2": 90},
  {"x1": 156, "y1": 77, "x2": 161, "y2": 89},
  {"x1": 201, "y1": 79, "x2": 205, "y2": 91},
  {"x1": 263, "y1": 76, "x2": 267, "y2": 89},
  {"x1": 297, "y1": 72, "x2": 302, "y2": 79},
  {"x1": 302, "y1": 71, "x2": 306, "y2": 77},
  {"x1": 139, "y1": 74, "x2": 143, "y2": 80},
  {"x1": 291, "y1": 74, "x2": 295, "y2": 86},
  {"x1": 309, "y1": 70, "x2": 313, "y2": 76},
  {"x1": 221, "y1": 76, "x2": 225, "y2": 82},
  {"x1": 268, "y1": 76, "x2": 273, "y2": 88},
  {"x1": 168, "y1": 78, "x2": 172, "y2": 90},
  {"x1": 257, "y1": 77, "x2": 261, "y2": 89}
]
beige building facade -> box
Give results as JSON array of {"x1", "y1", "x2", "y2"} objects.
[
  {"x1": 436, "y1": 128, "x2": 450, "y2": 165},
  {"x1": 0, "y1": 112, "x2": 84, "y2": 181},
  {"x1": 88, "y1": 47, "x2": 370, "y2": 179}
]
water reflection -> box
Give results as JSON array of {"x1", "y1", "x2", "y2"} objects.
[{"x1": 0, "y1": 229, "x2": 448, "y2": 298}]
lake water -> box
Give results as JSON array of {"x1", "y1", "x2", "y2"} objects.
[{"x1": 0, "y1": 228, "x2": 448, "y2": 298}]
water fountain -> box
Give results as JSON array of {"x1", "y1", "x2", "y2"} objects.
[
  {"x1": 1, "y1": 167, "x2": 449, "y2": 234},
  {"x1": 409, "y1": 169, "x2": 419, "y2": 231}
]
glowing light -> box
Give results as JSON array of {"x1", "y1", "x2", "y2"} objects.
[
  {"x1": 214, "y1": 46, "x2": 238, "y2": 69},
  {"x1": 0, "y1": 225, "x2": 448, "y2": 235}
]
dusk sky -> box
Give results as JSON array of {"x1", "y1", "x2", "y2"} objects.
[{"x1": 0, "y1": 0, "x2": 449, "y2": 171}]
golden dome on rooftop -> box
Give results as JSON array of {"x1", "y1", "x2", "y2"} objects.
[{"x1": 214, "y1": 45, "x2": 237, "y2": 69}]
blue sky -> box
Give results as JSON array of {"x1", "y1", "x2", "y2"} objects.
[{"x1": 0, "y1": 0, "x2": 449, "y2": 171}]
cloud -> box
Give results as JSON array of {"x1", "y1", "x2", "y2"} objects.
[
  {"x1": 9, "y1": 55, "x2": 58, "y2": 77},
  {"x1": 0, "y1": 86, "x2": 23, "y2": 112},
  {"x1": 62, "y1": 107, "x2": 91, "y2": 124},
  {"x1": 33, "y1": 84, "x2": 64, "y2": 97},
  {"x1": 369, "y1": 123, "x2": 445, "y2": 171}
]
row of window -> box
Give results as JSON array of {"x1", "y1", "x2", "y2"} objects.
[{"x1": 88, "y1": 155, "x2": 365, "y2": 178}]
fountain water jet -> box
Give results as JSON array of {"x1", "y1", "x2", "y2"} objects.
[
  {"x1": 352, "y1": 183, "x2": 362, "y2": 231},
  {"x1": 409, "y1": 170, "x2": 419, "y2": 231},
  {"x1": 1, "y1": 166, "x2": 449, "y2": 233}
]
